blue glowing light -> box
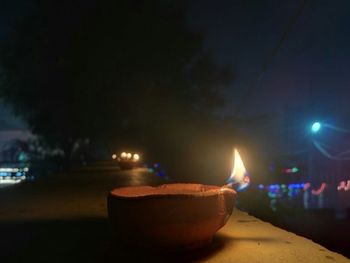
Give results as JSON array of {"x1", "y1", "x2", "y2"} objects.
[
  {"x1": 311, "y1": 122, "x2": 321, "y2": 133},
  {"x1": 156, "y1": 170, "x2": 166, "y2": 177},
  {"x1": 258, "y1": 184, "x2": 264, "y2": 190}
]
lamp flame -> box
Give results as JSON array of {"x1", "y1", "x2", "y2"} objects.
[{"x1": 227, "y1": 149, "x2": 250, "y2": 191}]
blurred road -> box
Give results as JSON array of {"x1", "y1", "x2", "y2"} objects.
[
  {"x1": 0, "y1": 162, "x2": 164, "y2": 221},
  {"x1": 0, "y1": 162, "x2": 166, "y2": 262}
]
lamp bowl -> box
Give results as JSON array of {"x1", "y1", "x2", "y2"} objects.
[{"x1": 107, "y1": 183, "x2": 236, "y2": 250}]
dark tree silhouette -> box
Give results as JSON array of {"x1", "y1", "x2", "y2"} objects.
[{"x1": 0, "y1": 0, "x2": 233, "y2": 171}]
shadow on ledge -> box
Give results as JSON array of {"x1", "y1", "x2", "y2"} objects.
[{"x1": 0, "y1": 218, "x2": 236, "y2": 263}]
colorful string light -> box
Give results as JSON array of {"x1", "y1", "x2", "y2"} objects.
[
  {"x1": 264, "y1": 179, "x2": 350, "y2": 197},
  {"x1": 337, "y1": 180, "x2": 350, "y2": 191},
  {"x1": 311, "y1": 183, "x2": 327, "y2": 195}
]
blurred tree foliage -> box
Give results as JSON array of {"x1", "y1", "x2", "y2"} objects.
[{"x1": 0, "y1": 0, "x2": 233, "y2": 175}]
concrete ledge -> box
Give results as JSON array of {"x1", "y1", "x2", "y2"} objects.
[
  {"x1": 0, "y1": 167, "x2": 349, "y2": 262},
  {"x1": 206, "y1": 209, "x2": 349, "y2": 263}
]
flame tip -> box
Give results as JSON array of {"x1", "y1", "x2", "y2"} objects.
[{"x1": 228, "y1": 148, "x2": 250, "y2": 191}]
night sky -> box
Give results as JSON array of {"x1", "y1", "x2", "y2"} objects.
[
  {"x1": 0, "y1": 1, "x2": 28, "y2": 131},
  {"x1": 1, "y1": 0, "x2": 350, "y2": 128},
  {"x1": 189, "y1": 0, "x2": 350, "y2": 118}
]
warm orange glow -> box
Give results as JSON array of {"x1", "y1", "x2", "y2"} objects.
[{"x1": 133, "y1": 153, "x2": 140, "y2": 161}]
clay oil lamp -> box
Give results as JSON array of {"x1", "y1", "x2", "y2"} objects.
[{"x1": 108, "y1": 149, "x2": 249, "y2": 250}]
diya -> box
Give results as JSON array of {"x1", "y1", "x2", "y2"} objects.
[
  {"x1": 107, "y1": 149, "x2": 248, "y2": 250},
  {"x1": 108, "y1": 183, "x2": 236, "y2": 250}
]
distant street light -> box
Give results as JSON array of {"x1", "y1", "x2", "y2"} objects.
[{"x1": 311, "y1": 122, "x2": 322, "y2": 133}]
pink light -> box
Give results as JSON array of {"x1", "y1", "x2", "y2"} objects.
[
  {"x1": 243, "y1": 175, "x2": 250, "y2": 184},
  {"x1": 337, "y1": 180, "x2": 350, "y2": 191},
  {"x1": 303, "y1": 182, "x2": 311, "y2": 191},
  {"x1": 311, "y1": 183, "x2": 327, "y2": 195}
]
